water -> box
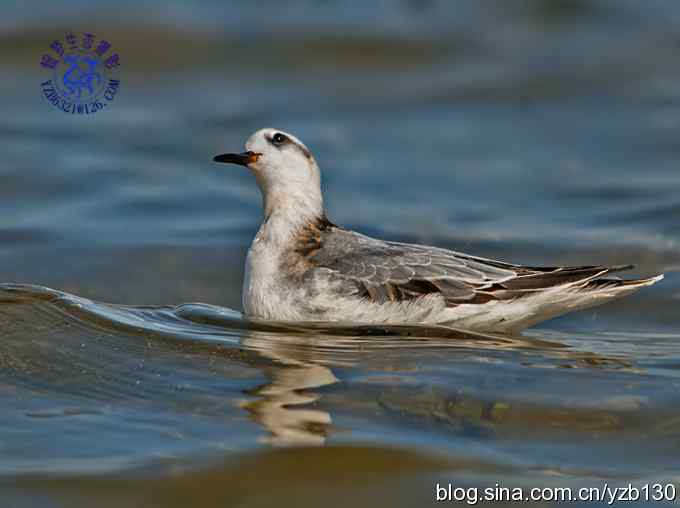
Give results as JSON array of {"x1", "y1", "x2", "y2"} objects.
[{"x1": 2, "y1": 0, "x2": 680, "y2": 505}]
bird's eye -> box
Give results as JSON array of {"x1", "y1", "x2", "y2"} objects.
[{"x1": 271, "y1": 132, "x2": 288, "y2": 145}]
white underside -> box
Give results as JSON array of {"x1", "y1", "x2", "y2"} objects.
[{"x1": 247, "y1": 284, "x2": 656, "y2": 334}]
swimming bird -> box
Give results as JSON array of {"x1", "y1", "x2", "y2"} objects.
[{"x1": 213, "y1": 128, "x2": 663, "y2": 333}]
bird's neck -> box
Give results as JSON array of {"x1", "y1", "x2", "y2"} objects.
[{"x1": 257, "y1": 187, "x2": 324, "y2": 248}]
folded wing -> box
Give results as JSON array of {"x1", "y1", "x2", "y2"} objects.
[{"x1": 311, "y1": 228, "x2": 632, "y2": 306}]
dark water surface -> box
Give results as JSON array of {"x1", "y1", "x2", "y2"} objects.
[{"x1": 2, "y1": 0, "x2": 680, "y2": 506}]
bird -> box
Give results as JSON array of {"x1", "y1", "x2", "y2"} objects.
[{"x1": 213, "y1": 128, "x2": 663, "y2": 333}]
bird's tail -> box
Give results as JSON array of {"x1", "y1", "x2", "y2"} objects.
[
  {"x1": 502, "y1": 272, "x2": 664, "y2": 333},
  {"x1": 581, "y1": 273, "x2": 664, "y2": 295}
]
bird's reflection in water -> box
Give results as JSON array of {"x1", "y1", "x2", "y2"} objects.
[
  {"x1": 240, "y1": 334, "x2": 342, "y2": 446},
  {"x1": 235, "y1": 324, "x2": 635, "y2": 447}
]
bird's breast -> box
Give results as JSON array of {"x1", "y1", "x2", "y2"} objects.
[{"x1": 243, "y1": 243, "x2": 277, "y2": 318}]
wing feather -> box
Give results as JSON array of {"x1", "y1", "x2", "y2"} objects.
[{"x1": 308, "y1": 227, "x2": 630, "y2": 306}]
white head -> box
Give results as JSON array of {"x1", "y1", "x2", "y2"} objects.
[{"x1": 214, "y1": 128, "x2": 323, "y2": 221}]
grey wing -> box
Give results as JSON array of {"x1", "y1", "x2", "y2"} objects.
[{"x1": 313, "y1": 229, "x2": 631, "y2": 306}]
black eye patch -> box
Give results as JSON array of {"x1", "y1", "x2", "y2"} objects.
[{"x1": 271, "y1": 132, "x2": 289, "y2": 146}]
